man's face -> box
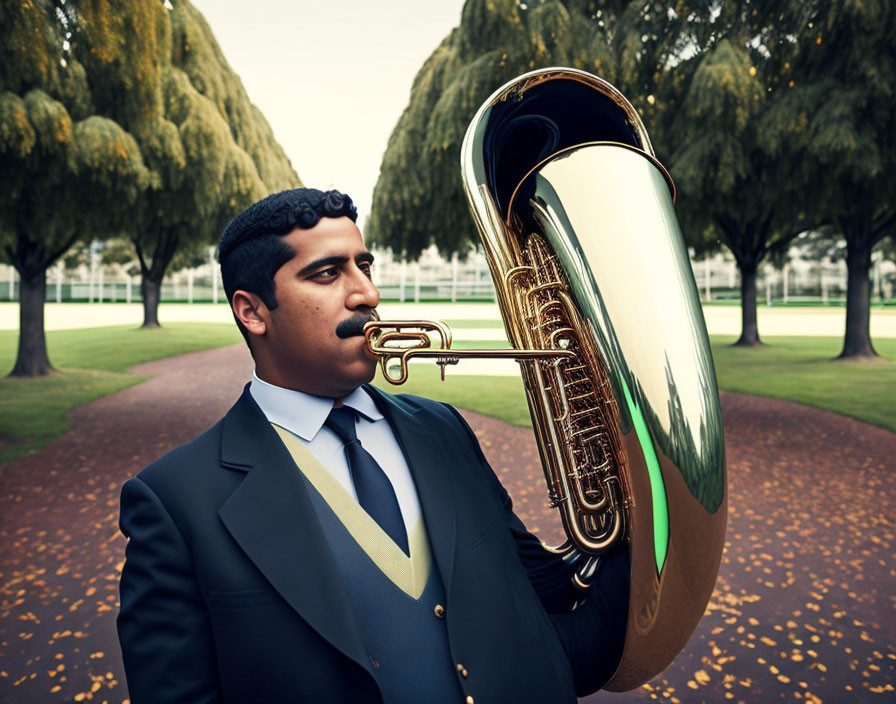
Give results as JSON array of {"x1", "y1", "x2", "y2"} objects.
[{"x1": 260, "y1": 216, "x2": 380, "y2": 397}]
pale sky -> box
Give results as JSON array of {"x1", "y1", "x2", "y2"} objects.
[{"x1": 189, "y1": 0, "x2": 467, "y2": 226}]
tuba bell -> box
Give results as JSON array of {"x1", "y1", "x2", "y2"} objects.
[{"x1": 365, "y1": 68, "x2": 727, "y2": 691}]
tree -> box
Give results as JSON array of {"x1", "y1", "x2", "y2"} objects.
[
  {"x1": 71, "y1": 0, "x2": 298, "y2": 328},
  {"x1": 670, "y1": 31, "x2": 811, "y2": 346},
  {"x1": 0, "y1": 2, "x2": 148, "y2": 376},
  {"x1": 367, "y1": 0, "x2": 695, "y2": 259},
  {"x1": 768, "y1": 0, "x2": 895, "y2": 357}
]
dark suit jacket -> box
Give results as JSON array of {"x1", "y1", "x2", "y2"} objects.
[{"x1": 117, "y1": 385, "x2": 628, "y2": 703}]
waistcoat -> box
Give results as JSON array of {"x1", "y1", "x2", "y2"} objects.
[{"x1": 274, "y1": 425, "x2": 464, "y2": 704}]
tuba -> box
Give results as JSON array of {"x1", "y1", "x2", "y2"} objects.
[{"x1": 365, "y1": 68, "x2": 726, "y2": 691}]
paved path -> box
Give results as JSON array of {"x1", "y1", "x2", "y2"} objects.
[{"x1": 1, "y1": 345, "x2": 893, "y2": 703}]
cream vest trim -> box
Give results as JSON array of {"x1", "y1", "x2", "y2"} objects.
[{"x1": 272, "y1": 424, "x2": 431, "y2": 599}]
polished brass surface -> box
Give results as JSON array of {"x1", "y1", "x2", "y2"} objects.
[
  {"x1": 366, "y1": 67, "x2": 726, "y2": 692},
  {"x1": 364, "y1": 320, "x2": 573, "y2": 384}
]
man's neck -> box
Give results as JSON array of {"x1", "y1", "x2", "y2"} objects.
[{"x1": 252, "y1": 366, "x2": 354, "y2": 402}]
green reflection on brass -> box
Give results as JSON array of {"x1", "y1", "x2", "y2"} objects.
[{"x1": 621, "y1": 378, "x2": 669, "y2": 574}]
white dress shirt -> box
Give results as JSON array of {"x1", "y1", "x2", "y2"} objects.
[{"x1": 249, "y1": 371, "x2": 423, "y2": 535}]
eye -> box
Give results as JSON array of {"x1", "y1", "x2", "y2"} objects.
[
  {"x1": 311, "y1": 267, "x2": 339, "y2": 280},
  {"x1": 359, "y1": 261, "x2": 373, "y2": 278}
]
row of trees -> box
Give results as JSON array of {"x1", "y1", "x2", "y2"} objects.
[
  {"x1": 368, "y1": 0, "x2": 895, "y2": 358},
  {"x1": 0, "y1": 0, "x2": 300, "y2": 376}
]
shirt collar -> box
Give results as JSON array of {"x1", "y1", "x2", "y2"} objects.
[
  {"x1": 249, "y1": 371, "x2": 383, "y2": 441},
  {"x1": 341, "y1": 385, "x2": 383, "y2": 424}
]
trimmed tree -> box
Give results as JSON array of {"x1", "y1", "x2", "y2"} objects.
[
  {"x1": 0, "y1": 1, "x2": 149, "y2": 376},
  {"x1": 367, "y1": 0, "x2": 694, "y2": 258},
  {"x1": 671, "y1": 34, "x2": 810, "y2": 346},
  {"x1": 768, "y1": 0, "x2": 895, "y2": 357},
  {"x1": 71, "y1": 0, "x2": 298, "y2": 327}
]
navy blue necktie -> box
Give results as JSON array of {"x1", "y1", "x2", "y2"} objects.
[{"x1": 325, "y1": 406, "x2": 409, "y2": 555}]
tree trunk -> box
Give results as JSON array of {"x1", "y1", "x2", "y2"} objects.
[
  {"x1": 838, "y1": 241, "x2": 877, "y2": 358},
  {"x1": 140, "y1": 276, "x2": 162, "y2": 329},
  {"x1": 735, "y1": 263, "x2": 762, "y2": 346},
  {"x1": 9, "y1": 270, "x2": 54, "y2": 376}
]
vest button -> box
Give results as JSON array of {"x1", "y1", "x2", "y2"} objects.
[
  {"x1": 370, "y1": 656, "x2": 380, "y2": 669},
  {"x1": 466, "y1": 696, "x2": 474, "y2": 704},
  {"x1": 434, "y1": 604, "x2": 446, "y2": 618}
]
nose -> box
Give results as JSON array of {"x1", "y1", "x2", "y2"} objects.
[{"x1": 347, "y1": 264, "x2": 380, "y2": 310}]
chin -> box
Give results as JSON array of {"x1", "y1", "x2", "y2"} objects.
[
  {"x1": 356, "y1": 361, "x2": 378, "y2": 386},
  {"x1": 334, "y1": 360, "x2": 377, "y2": 396}
]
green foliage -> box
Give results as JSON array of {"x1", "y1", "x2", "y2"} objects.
[
  {"x1": 367, "y1": 0, "x2": 705, "y2": 258},
  {"x1": 0, "y1": 92, "x2": 38, "y2": 159},
  {"x1": 0, "y1": 88, "x2": 148, "y2": 277},
  {"x1": 0, "y1": 0, "x2": 301, "y2": 371},
  {"x1": 74, "y1": 0, "x2": 171, "y2": 126},
  {"x1": 66, "y1": 0, "x2": 300, "y2": 294},
  {"x1": 762, "y1": 0, "x2": 895, "y2": 355},
  {"x1": 0, "y1": 0, "x2": 92, "y2": 116},
  {"x1": 668, "y1": 1, "x2": 820, "y2": 277},
  {"x1": 168, "y1": 1, "x2": 298, "y2": 191},
  {"x1": 100, "y1": 238, "x2": 137, "y2": 267},
  {"x1": 767, "y1": 1, "x2": 894, "y2": 234}
]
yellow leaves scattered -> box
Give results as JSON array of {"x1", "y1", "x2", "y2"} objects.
[{"x1": 870, "y1": 684, "x2": 894, "y2": 694}]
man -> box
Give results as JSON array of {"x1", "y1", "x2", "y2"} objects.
[{"x1": 117, "y1": 188, "x2": 629, "y2": 703}]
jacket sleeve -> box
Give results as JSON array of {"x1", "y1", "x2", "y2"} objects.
[
  {"x1": 117, "y1": 476, "x2": 223, "y2": 704},
  {"x1": 443, "y1": 403, "x2": 630, "y2": 695}
]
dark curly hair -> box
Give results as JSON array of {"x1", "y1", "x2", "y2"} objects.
[{"x1": 218, "y1": 188, "x2": 358, "y2": 347}]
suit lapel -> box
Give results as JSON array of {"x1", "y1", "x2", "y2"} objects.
[
  {"x1": 366, "y1": 386, "x2": 457, "y2": 597},
  {"x1": 216, "y1": 387, "x2": 371, "y2": 675}
]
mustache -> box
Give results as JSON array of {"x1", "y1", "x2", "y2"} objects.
[{"x1": 335, "y1": 311, "x2": 377, "y2": 339}]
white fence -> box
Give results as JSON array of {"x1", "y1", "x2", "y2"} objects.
[{"x1": 2, "y1": 248, "x2": 894, "y2": 305}]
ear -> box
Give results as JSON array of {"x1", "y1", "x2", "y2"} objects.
[{"x1": 231, "y1": 290, "x2": 269, "y2": 338}]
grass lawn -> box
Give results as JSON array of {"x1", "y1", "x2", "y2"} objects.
[
  {"x1": 0, "y1": 324, "x2": 241, "y2": 464},
  {"x1": 1, "y1": 323, "x2": 894, "y2": 465},
  {"x1": 374, "y1": 336, "x2": 896, "y2": 434},
  {"x1": 373, "y1": 366, "x2": 532, "y2": 425},
  {"x1": 710, "y1": 335, "x2": 896, "y2": 432}
]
